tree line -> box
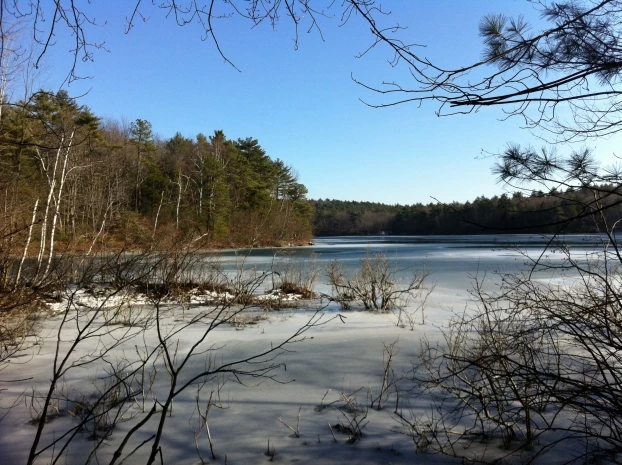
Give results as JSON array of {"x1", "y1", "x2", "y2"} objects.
[
  {"x1": 312, "y1": 186, "x2": 621, "y2": 236},
  {"x1": 0, "y1": 90, "x2": 314, "y2": 254}
]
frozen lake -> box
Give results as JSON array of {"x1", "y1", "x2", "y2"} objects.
[
  {"x1": 2, "y1": 234, "x2": 615, "y2": 465},
  {"x1": 208, "y1": 234, "x2": 609, "y2": 308}
]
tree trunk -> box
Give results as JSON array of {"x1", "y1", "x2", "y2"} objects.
[
  {"x1": 43, "y1": 130, "x2": 75, "y2": 279},
  {"x1": 15, "y1": 199, "x2": 39, "y2": 285}
]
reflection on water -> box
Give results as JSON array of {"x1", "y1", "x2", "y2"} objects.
[{"x1": 204, "y1": 234, "x2": 610, "y2": 298}]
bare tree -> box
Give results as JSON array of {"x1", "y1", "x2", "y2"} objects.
[
  {"x1": 385, "y1": 141, "x2": 622, "y2": 463},
  {"x1": 0, "y1": 1, "x2": 421, "y2": 90},
  {"x1": 10, "y1": 243, "x2": 336, "y2": 465}
]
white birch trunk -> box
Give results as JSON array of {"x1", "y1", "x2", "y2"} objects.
[
  {"x1": 15, "y1": 199, "x2": 39, "y2": 285},
  {"x1": 43, "y1": 130, "x2": 75, "y2": 278},
  {"x1": 176, "y1": 170, "x2": 182, "y2": 230},
  {"x1": 36, "y1": 139, "x2": 64, "y2": 271},
  {"x1": 153, "y1": 191, "x2": 165, "y2": 239}
]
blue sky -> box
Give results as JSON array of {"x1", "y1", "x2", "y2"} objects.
[{"x1": 28, "y1": 1, "x2": 622, "y2": 205}]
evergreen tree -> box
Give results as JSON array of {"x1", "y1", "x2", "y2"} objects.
[{"x1": 129, "y1": 119, "x2": 157, "y2": 211}]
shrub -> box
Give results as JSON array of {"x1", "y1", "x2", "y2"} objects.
[{"x1": 326, "y1": 252, "x2": 430, "y2": 312}]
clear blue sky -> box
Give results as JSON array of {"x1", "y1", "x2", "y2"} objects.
[{"x1": 28, "y1": 1, "x2": 622, "y2": 205}]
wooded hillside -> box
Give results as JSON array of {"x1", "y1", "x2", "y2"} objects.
[
  {"x1": 312, "y1": 188, "x2": 621, "y2": 236},
  {"x1": 0, "y1": 90, "x2": 314, "y2": 254}
]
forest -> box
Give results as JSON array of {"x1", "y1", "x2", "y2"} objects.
[
  {"x1": 312, "y1": 186, "x2": 622, "y2": 236},
  {"x1": 3, "y1": 89, "x2": 613, "y2": 256},
  {"x1": 0, "y1": 90, "x2": 314, "y2": 256}
]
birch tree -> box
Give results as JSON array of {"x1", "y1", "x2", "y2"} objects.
[{"x1": 26, "y1": 91, "x2": 100, "y2": 279}]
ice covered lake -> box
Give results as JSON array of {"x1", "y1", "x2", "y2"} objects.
[
  {"x1": 212, "y1": 234, "x2": 607, "y2": 316},
  {"x1": 0, "y1": 234, "x2": 613, "y2": 465}
]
